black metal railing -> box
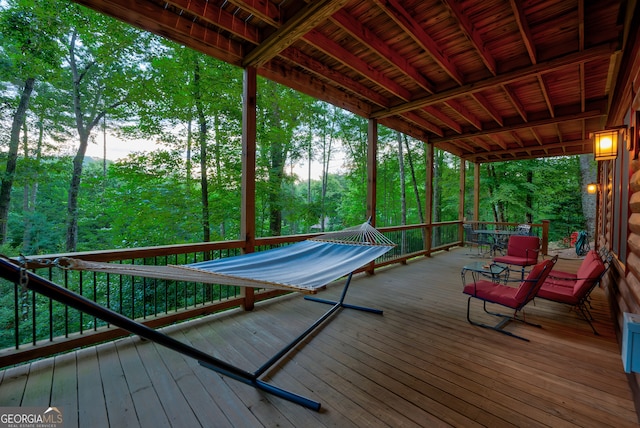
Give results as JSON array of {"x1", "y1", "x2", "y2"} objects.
[{"x1": 0, "y1": 221, "x2": 546, "y2": 367}]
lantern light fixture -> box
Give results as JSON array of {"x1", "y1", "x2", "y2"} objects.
[
  {"x1": 586, "y1": 183, "x2": 598, "y2": 194},
  {"x1": 593, "y1": 129, "x2": 621, "y2": 161}
]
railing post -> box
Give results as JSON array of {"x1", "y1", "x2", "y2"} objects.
[{"x1": 541, "y1": 219, "x2": 550, "y2": 256}]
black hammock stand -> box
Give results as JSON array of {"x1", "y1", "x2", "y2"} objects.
[{"x1": 0, "y1": 256, "x2": 383, "y2": 411}]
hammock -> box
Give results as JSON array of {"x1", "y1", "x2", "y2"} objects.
[
  {"x1": 56, "y1": 221, "x2": 395, "y2": 294},
  {"x1": 1, "y1": 221, "x2": 395, "y2": 411}
]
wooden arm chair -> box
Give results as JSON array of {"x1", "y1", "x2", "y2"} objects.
[
  {"x1": 493, "y1": 235, "x2": 541, "y2": 279},
  {"x1": 463, "y1": 256, "x2": 557, "y2": 341}
]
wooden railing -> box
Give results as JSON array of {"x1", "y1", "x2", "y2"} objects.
[{"x1": 0, "y1": 220, "x2": 548, "y2": 368}]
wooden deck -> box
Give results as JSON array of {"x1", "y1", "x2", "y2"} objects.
[{"x1": 0, "y1": 249, "x2": 638, "y2": 427}]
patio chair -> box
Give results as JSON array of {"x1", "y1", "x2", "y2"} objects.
[
  {"x1": 493, "y1": 235, "x2": 541, "y2": 279},
  {"x1": 536, "y1": 250, "x2": 611, "y2": 334},
  {"x1": 463, "y1": 224, "x2": 490, "y2": 255},
  {"x1": 462, "y1": 256, "x2": 557, "y2": 341},
  {"x1": 516, "y1": 224, "x2": 532, "y2": 235}
]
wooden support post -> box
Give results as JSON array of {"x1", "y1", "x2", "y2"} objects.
[
  {"x1": 425, "y1": 143, "x2": 434, "y2": 255},
  {"x1": 459, "y1": 158, "x2": 466, "y2": 246},
  {"x1": 541, "y1": 219, "x2": 550, "y2": 256},
  {"x1": 366, "y1": 119, "x2": 377, "y2": 274},
  {"x1": 474, "y1": 162, "x2": 480, "y2": 222},
  {"x1": 241, "y1": 67, "x2": 257, "y2": 311}
]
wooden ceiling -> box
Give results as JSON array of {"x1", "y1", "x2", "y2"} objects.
[{"x1": 72, "y1": 0, "x2": 632, "y2": 163}]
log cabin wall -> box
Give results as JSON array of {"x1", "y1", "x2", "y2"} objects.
[{"x1": 602, "y1": 22, "x2": 640, "y2": 413}]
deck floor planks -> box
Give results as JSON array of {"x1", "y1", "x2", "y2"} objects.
[
  {"x1": 1, "y1": 248, "x2": 638, "y2": 427},
  {"x1": 94, "y1": 341, "x2": 137, "y2": 428},
  {"x1": 130, "y1": 335, "x2": 204, "y2": 427},
  {"x1": 50, "y1": 352, "x2": 79, "y2": 428},
  {"x1": 169, "y1": 326, "x2": 265, "y2": 428},
  {"x1": 0, "y1": 363, "x2": 29, "y2": 406},
  {"x1": 114, "y1": 336, "x2": 171, "y2": 427},
  {"x1": 76, "y1": 346, "x2": 110, "y2": 427}
]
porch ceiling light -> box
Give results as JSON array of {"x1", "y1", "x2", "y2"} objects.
[{"x1": 593, "y1": 129, "x2": 619, "y2": 161}]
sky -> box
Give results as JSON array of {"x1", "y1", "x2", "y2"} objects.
[{"x1": 83, "y1": 133, "x2": 342, "y2": 181}]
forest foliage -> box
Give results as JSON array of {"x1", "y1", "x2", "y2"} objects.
[{"x1": 0, "y1": 0, "x2": 595, "y2": 257}]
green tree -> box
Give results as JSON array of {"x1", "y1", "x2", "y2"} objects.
[
  {"x1": 0, "y1": 0, "x2": 66, "y2": 245},
  {"x1": 61, "y1": 5, "x2": 155, "y2": 251}
]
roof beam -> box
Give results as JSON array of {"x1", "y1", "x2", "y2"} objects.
[
  {"x1": 509, "y1": 0, "x2": 537, "y2": 64},
  {"x1": 373, "y1": 0, "x2": 465, "y2": 85},
  {"x1": 73, "y1": 0, "x2": 246, "y2": 65},
  {"x1": 502, "y1": 84, "x2": 528, "y2": 122},
  {"x1": 303, "y1": 30, "x2": 413, "y2": 101},
  {"x1": 423, "y1": 106, "x2": 462, "y2": 134},
  {"x1": 330, "y1": 11, "x2": 436, "y2": 93},
  {"x1": 446, "y1": 99, "x2": 482, "y2": 130},
  {"x1": 371, "y1": 44, "x2": 615, "y2": 118},
  {"x1": 472, "y1": 93, "x2": 504, "y2": 126},
  {"x1": 164, "y1": 0, "x2": 259, "y2": 43},
  {"x1": 462, "y1": 138, "x2": 593, "y2": 163},
  {"x1": 226, "y1": 0, "x2": 280, "y2": 27},
  {"x1": 442, "y1": 0, "x2": 497, "y2": 75},
  {"x1": 279, "y1": 47, "x2": 390, "y2": 108},
  {"x1": 242, "y1": 0, "x2": 349, "y2": 67},
  {"x1": 430, "y1": 108, "x2": 604, "y2": 144}
]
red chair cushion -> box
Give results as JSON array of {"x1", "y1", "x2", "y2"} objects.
[{"x1": 494, "y1": 235, "x2": 540, "y2": 267}]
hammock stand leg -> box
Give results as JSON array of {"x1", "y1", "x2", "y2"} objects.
[
  {"x1": 303, "y1": 272, "x2": 384, "y2": 315},
  {"x1": 0, "y1": 258, "x2": 320, "y2": 412},
  {"x1": 250, "y1": 272, "x2": 382, "y2": 384}
]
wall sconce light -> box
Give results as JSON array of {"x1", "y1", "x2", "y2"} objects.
[
  {"x1": 586, "y1": 183, "x2": 598, "y2": 194},
  {"x1": 593, "y1": 129, "x2": 620, "y2": 161}
]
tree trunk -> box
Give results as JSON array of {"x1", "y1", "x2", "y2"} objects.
[
  {"x1": 0, "y1": 77, "x2": 35, "y2": 245},
  {"x1": 397, "y1": 131, "x2": 407, "y2": 252},
  {"x1": 193, "y1": 60, "x2": 211, "y2": 243},
  {"x1": 66, "y1": 131, "x2": 89, "y2": 251},
  {"x1": 580, "y1": 154, "x2": 597, "y2": 236},
  {"x1": 526, "y1": 169, "x2": 533, "y2": 223}
]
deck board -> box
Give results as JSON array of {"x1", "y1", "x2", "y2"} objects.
[{"x1": 0, "y1": 249, "x2": 638, "y2": 427}]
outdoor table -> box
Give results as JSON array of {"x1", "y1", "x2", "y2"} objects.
[
  {"x1": 473, "y1": 229, "x2": 518, "y2": 256},
  {"x1": 461, "y1": 261, "x2": 509, "y2": 285}
]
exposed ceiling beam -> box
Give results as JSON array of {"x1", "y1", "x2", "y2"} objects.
[
  {"x1": 330, "y1": 11, "x2": 436, "y2": 93},
  {"x1": 371, "y1": 44, "x2": 615, "y2": 118},
  {"x1": 443, "y1": 0, "x2": 497, "y2": 75},
  {"x1": 242, "y1": 0, "x2": 349, "y2": 67},
  {"x1": 226, "y1": 0, "x2": 280, "y2": 27},
  {"x1": 430, "y1": 109, "x2": 604, "y2": 144},
  {"x1": 509, "y1": 0, "x2": 537, "y2": 64},
  {"x1": 373, "y1": 0, "x2": 465, "y2": 85},
  {"x1": 303, "y1": 30, "x2": 413, "y2": 101}
]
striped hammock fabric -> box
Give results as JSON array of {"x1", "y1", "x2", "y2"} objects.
[{"x1": 57, "y1": 222, "x2": 395, "y2": 294}]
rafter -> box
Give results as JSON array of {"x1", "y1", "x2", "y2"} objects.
[
  {"x1": 330, "y1": 11, "x2": 435, "y2": 93},
  {"x1": 279, "y1": 47, "x2": 390, "y2": 108},
  {"x1": 443, "y1": 0, "x2": 497, "y2": 75},
  {"x1": 423, "y1": 106, "x2": 462, "y2": 134},
  {"x1": 537, "y1": 74, "x2": 555, "y2": 118},
  {"x1": 304, "y1": 30, "x2": 413, "y2": 101},
  {"x1": 226, "y1": 0, "x2": 280, "y2": 27},
  {"x1": 371, "y1": 44, "x2": 615, "y2": 118},
  {"x1": 472, "y1": 93, "x2": 504, "y2": 126},
  {"x1": 446, "y1": 99, "x2": 482, "y2": 130},
  {"x1": 242, "y1": 0, "x2": 349, "y2": 67},
  {"x1": 402, "y1": 112, "x2": 445, "y2": 137},
  {"x1": 509, "y1": 0, "x2": 537, "y2": 64},
  {"x1": 429, "y1": 109, "x2": 604, "y2": 144},
  {"x1": 373, "y1": 0, "x2": 465, "y2": 85},
  {"x1": 502, "y1": 84, "x2": 528, "y2": 122}
]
